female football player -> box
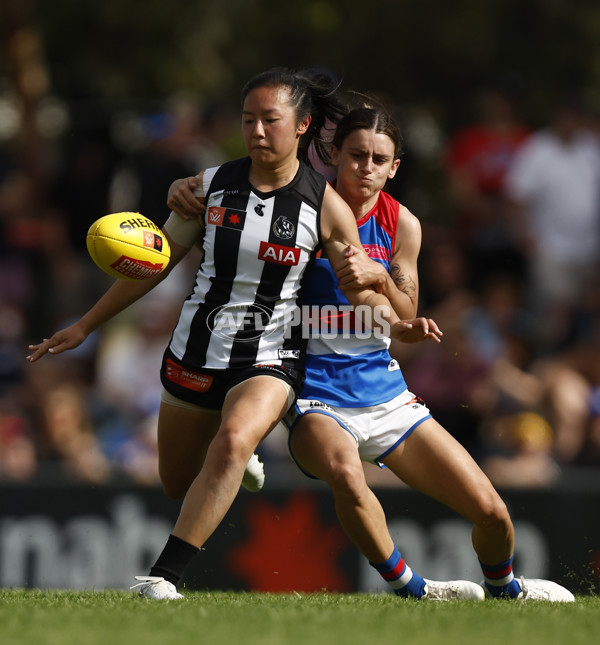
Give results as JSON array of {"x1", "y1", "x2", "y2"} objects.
[
  {"x1": 283, "y1": 104, "x2": 573, "y2": 602},
  {"x1": 27, "y1": 68, "x2": 437, "y2": 599},
  {"x1": 166, "y1": 102, "x2": 575, "y2": 602}
]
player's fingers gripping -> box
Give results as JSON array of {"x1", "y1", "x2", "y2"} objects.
[
  {"x1": 179, "y1": 181, "x2": 205, "y2": 217},
  {"x1": 168, "y1": 194, "x2": 197, "y2": 219},
  {"x1": 167, "y1": 177, "x2": 203, "y2": 219},
  {"x1": 335, "y1": 248, "x2": 383, "y2": 289},
  {"x1": 180, "y1": 177, "x2": 205, "y2": 214}
]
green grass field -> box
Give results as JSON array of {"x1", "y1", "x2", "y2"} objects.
[{"x1": 1, "y1": 590, "x2": 599, "y2": 645}]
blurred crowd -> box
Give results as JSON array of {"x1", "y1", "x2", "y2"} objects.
[{"x1": 1, "y1": 85, "x2": 600, "y2": 489}]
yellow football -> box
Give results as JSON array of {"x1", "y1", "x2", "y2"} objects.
[{"x1": 86, "y1": 212, "x2": 171, "y2": 281}]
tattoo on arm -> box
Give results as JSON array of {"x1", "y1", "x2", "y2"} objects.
[{"x1": 391, "y1": 264, "x2": 417, "y2": 301}]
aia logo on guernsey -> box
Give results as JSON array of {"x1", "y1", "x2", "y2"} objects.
[{"x1": 259, "y1": 241, "x2": 301, "y2": 266}]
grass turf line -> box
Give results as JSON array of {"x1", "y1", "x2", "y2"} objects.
[{"x1": 0, "y1": 590, "x2": 598, "y2": 645}]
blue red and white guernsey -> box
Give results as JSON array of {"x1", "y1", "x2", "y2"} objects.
[
  {"x1": 165, "y1": 157, "x2": 325, "y2": 375},
  {"x1": 299, "y1": 189, "x2": 408, "y2": 407}
]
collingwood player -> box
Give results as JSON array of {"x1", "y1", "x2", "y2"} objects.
[{"x1": 28, "y1": 68, "x2": 436, "y2": 600}]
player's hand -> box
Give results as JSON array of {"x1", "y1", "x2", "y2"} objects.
[
  {"x1": 167, "y1": 176, "x2": 205, "y2": 221},
  {"x1": 26, "y1": 323, "x2": 88, "y2": 362},
  {"x1": 391, "y1": 317, "x2": 443, "y2": 344},
  {"x1": 333, "y1": 244, "x2": 388, "y2": 291}
]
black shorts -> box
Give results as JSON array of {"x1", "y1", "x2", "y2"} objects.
[{"x1": 160, "y1": 351, "x2": 304, "y2": 411}]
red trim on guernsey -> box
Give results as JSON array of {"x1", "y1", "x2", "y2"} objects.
[
  {"x1": 328, "y1": 182, "x2": 398, "y2": 256},
  {"x1": 355, "y1": 191, "x2": 398, "y2": 254}
]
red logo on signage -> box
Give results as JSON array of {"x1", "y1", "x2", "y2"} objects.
[
  {"x1": 228, "y1": 492, "x2": 351, "y2": 592},
  {"x1": 258, "y1": 242, "x2": 300, "y2": 266}
]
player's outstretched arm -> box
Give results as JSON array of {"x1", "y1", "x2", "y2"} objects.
[
  {"x1": 27, "y1": 233, "x2": 190, "y2": 362},
  {"x1": 27, "y1": 321, "x2": 90, "y2": 361},
  {"x1": 27, "y1": 278, "x2": 155, "y2": 361}
]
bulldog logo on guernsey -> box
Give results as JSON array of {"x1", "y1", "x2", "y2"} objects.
[{"x1": 258, "y1": 241, "x2": 300, "y2": 265}]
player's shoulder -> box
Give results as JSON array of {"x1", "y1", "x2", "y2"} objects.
[
  {"x1": 323, "y1": 180, "x2": 345, "y2": 203},
  {"x1": 291, "y1": 161, "x2": 328, "y2": 208},
  {"x1": 378, "y1": 191, "x2": 420, "y2": 234},
  {"x1": 206, "y1": 157, "x2": 251, "y2": 190},
  {"x1": 397, "y1": 202, "x2": 420, "y2": 228},
  {"x1": 392, "y1": 200, "x2": 422, "y2": 252}
]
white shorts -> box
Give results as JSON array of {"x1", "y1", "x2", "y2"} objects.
[{"x1": 285, "y1": 389, "x2": 431, "y2": 474}]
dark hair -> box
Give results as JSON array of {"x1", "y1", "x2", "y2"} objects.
[
  {"x1": 241, "y1": 67, "x2": 348, "y2": 166},
  {"x1": 332, "y1": 105, "x2": 403, "y2": 158}
]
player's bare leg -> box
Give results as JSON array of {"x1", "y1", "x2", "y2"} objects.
[
  {"x1": 156, "y1": 403, "x2": 221, "y2": 499},
  {"x1": 290, "y1": 414, "x2": 483, "y2": 600},
  {"x1": 291, "y1": 413, "x2": 395, "y2": 562},
  {"x1": 383, "y1": 418, "x2": 514, "y2": 565},
  {"x1": 134, "y1": 376, "x2": 290, "y2": 599},
  {"x1": 174, "y1": 376, "x2": 288, "y2": 544},
  {"x1": 383, "y1": 419, "x2": 573, "y2": 601}
]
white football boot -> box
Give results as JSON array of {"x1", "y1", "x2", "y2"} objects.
[
  {"x1": 131, "y1": 576, "x2": 183, "y2": 600},
  {"x1": 514, "y1": 577, "x2": 574, "y2": 602},
  {"x1": 423, "y1": 579, "x2": 486, "y2": 601},
  {"x1": 241, "y1": 453, "x2": 265, "y2": 492}
]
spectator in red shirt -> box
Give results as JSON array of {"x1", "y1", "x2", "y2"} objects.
[{"x1": 444, "y1": 84, "x2": 530, "y2": 283}]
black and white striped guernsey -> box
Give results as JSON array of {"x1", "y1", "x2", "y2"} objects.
[{"x1": 167, "y1": 157, "x2": 326, "y2": 372}]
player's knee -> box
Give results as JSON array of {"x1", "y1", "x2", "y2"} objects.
[
  {"x1": 210, "y1": 424, "x2": 255, "y2": 468},
  {"x1": 475, "y1": 492, "x2": 513, "y2": 534},
  {"x1": 327, "y1": 461, "x2": 369, "y2": 501}
]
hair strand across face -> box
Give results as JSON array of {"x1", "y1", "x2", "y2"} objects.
[{"x1": 242, "y1": 67, "x2": 348, "y2": 167}]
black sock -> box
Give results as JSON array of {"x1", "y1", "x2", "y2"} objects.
[{"x1": 149, "y1": 534, "x2": 200, "y2": 586}]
